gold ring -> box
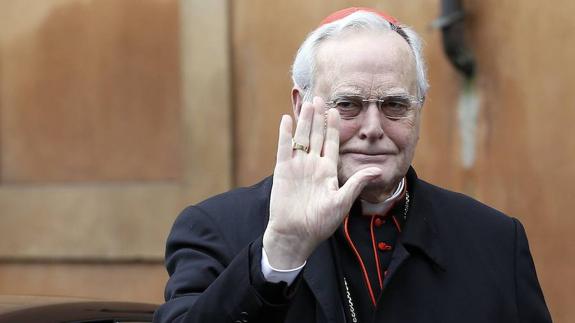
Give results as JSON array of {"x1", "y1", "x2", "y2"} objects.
[{"x1": 292, "y1": 139, "x2": 309, "y2": 153}]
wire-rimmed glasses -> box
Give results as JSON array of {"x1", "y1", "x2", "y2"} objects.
[{"x1": 326, "y1": 94, "x2": 423, "y2": 120}]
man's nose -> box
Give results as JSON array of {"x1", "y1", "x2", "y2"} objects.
[{"x1": 358, "y1": 104, "x2": 385, "y2": 140}]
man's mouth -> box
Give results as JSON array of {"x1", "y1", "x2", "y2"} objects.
[
  {"x1": 341, "y1": 152, "x2": 392, "y2": 162},
  {"x1": 341, "y1": 150, "x2": 393, "y2": 156}
]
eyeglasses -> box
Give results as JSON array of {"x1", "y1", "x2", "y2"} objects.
[{"x1": 326, "y1": 94, "x2": 423, "y2": 120}]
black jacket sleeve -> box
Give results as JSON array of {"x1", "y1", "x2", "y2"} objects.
[
  {"x1": 513, "y1": 218, "x2": 552, "y2": 323},
  {"x1": 153, "y1": 205, "x2": 300, "y2": 323}
]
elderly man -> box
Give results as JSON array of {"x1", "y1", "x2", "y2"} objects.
[{"x1": 154, "y1": 7, "x2": 551, "y2": 323}]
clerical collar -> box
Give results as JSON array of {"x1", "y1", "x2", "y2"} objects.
[{"x1": 360, "y1": 178, "x2": 405, "y2": 216}]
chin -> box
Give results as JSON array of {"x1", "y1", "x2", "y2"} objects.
[{"x1": 365, "y1": 173, "x2": 396, "y2": 190}]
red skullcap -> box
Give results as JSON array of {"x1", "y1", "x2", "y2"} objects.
[{"x1": 319, "y1": 7, "x2": 399, "y2": 26}]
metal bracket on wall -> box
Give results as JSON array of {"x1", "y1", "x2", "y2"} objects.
[
  {"x1": 432, "y1": 0, "x2": 476, "y2": 78},
  {"x1": 432, "y1": 0, "x2": 479, "y2": 169}
]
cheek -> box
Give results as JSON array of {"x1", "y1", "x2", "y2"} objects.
[
  {"x1": 338, "y1": 121, "x2": 358, "y2": 144},
  {"x1": 389, "y1": 128, "x2": 413, "y2": 148},
  {"x1": 385, "y1": 118, "x2": 419, "y2": 144},
  {"x1": 392, "y1": 124, "x2": 419, "y2": 154}
]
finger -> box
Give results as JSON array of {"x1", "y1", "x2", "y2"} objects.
[
  {"x1": 323, "y1": 108, "x2": 340, "y2": 161},
  {"x1": 292, "y1": 101, "x2": 314, "y2": 154},
  {"x1": 309, "y1": 97, "x2": 326, "y2": 155},
  {"x1": 276, "y1": 115, "x2": 293, "y2": 162},
  {"x1": 336, "y1": 167, "x2": 382, "y2": 209}
]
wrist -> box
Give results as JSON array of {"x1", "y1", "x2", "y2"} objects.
[
  {"x1": 261, "y1": 247, "x2": 305, "y2": 285},
  {"x1": 263, "y1": 228, "x2": 313, "y2": 270}
]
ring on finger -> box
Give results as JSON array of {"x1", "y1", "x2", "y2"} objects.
[{"x1": 292, "y1": 139, "x2": 309, "y2": 153}]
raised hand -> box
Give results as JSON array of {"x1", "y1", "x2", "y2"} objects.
[{"x1": 263, "y1": 97, "x2": 382, "y2": 269}]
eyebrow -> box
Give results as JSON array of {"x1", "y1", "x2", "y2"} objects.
[
  {"x1": 331, "y1": 90, "x2": 413, "y2": 100},
  {"x1": 372, "y1": 87, "x2": 412, "y2": 97},
  {"x1": 331, "y1": 83, "x2": 413, "y2": 96}
]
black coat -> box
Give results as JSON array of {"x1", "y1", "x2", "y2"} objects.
[{"x1": 154, "y1": 168, "x2": 551, "y2": 323}]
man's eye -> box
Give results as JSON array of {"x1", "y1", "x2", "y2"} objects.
[
  {"x1": 335, "y1": 100, "x2": 360, "y2": 110},
  {"x1": 391, "y1": 98, "x2": 410, "y2": 106},
  {"x1": 385, "y1": 100, "x2": 409, "y2": 111},
  {"x1": 382, "y1": 100, "x2": 410, "y2": 118}
]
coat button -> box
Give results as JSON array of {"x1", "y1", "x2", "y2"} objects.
[
  {"x1": 374, "y1": 217, "x2": 384, "y2": 227},
  {"x1": 377, "y1": 242, "x2": 392, "y2": 251}
]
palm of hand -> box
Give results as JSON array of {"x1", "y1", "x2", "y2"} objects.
[
  {"x1": 270, "y1": 148, "x2": 341, "y2": 243},
  {"x1": 263, "y1": 97, "x2": 381, "y2": 268}
]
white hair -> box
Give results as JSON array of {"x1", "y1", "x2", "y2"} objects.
[{"x1": 291, "y1": 11, "x2": 429, "y2": 101}]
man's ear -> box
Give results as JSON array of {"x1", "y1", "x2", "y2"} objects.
[{"x1": 291, "y1": 87, "x2": 304, "y2": 122}]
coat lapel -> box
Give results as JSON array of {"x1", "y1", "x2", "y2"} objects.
[
  {"x1": 402, "y1": 168, "x2": 446, "y2": 270},
  {"x1": 304, "y1": 239, "x2": 345, "y2": 323},
  {"x1": 384, "y1": 168, "x2": 447, "y2": 289}
]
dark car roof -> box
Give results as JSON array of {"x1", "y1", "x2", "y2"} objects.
[{"x1": 0, "y1": 295, "x2": 157, "y2": 323}]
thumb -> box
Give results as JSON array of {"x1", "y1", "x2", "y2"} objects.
[{"x1": 336, "y1": 167, "x2": 382, "y2": 208}]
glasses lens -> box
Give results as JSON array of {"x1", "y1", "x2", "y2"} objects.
[
  {"x1": 330, "y1": 95, "x2": 418, "y2": 119},
  {"x1": 381, "y1": 98, "x2": 411, "y2": 118},
  {"x1": 333, "y1": 97, "x2": 362, "y2": 118}
]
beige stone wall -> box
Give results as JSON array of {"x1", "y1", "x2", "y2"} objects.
[{"x1": 0, "y1": 0, "x2": 231, "y2": 303}]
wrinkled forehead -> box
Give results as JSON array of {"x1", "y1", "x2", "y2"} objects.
[{"x1": 314, "y1": 30, "x2": 418, "y2": 95}]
